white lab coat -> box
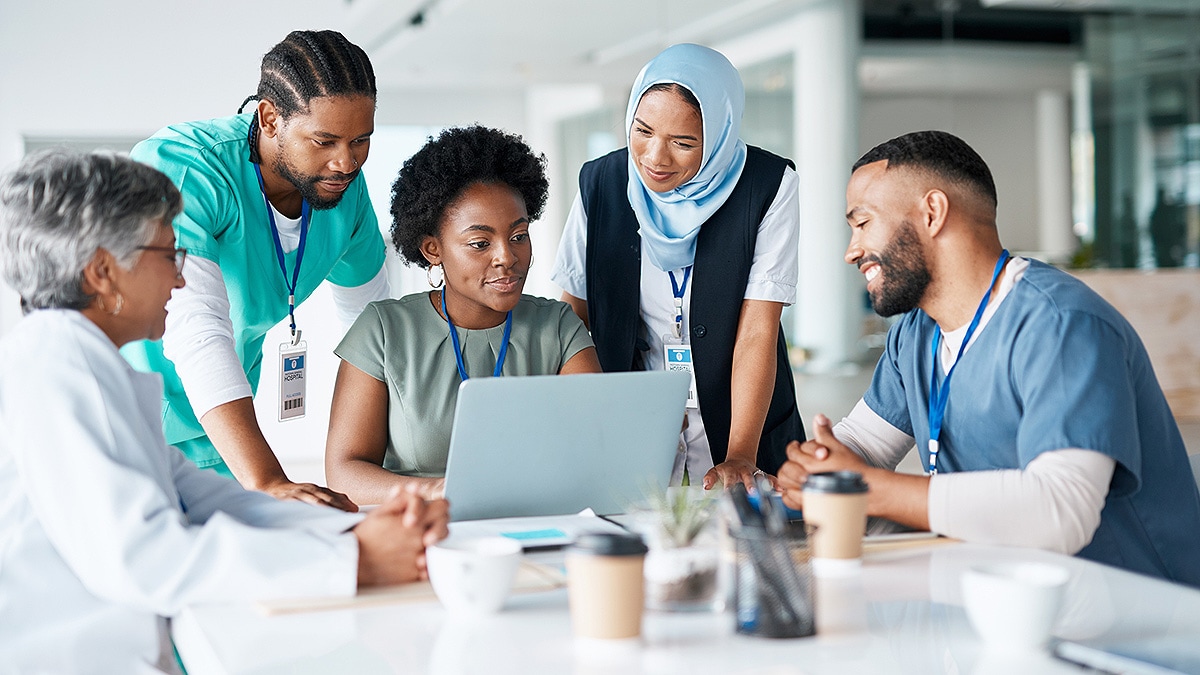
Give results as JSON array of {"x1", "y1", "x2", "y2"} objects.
[{"x1": 0, "y1": 310, "x2": 362, "y2": 674}]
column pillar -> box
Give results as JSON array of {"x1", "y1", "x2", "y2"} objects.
[
  {"x1": 793, "y1": 0, "x2": 862, "y2": 371},
  {"x1": 1036, "y1": 89, "x2": 1075, "y2": 262}
]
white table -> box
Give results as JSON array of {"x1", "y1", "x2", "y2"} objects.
[{"x1": 174, "y1": 541, "x2": 1200, "y2": 674}]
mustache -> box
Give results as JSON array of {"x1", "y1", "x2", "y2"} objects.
[
  {"x1": 311, "y1": 169, "x2": 360, "y2": 183},
  {"x1": 857, "y1": 255, "x2": 882, "y2": 270}
]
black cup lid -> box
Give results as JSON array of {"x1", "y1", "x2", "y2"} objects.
[
  {"x1": 569, "y1": 532, "x2": 647, "y2": 556},
  {"x1": 803, "y1": 470, "x2": 868, "y2": 494}
]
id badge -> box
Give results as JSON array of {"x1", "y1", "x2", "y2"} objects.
[
  {"x1": 663, "y1": 339, "x2": 699, "y2": 409},
  {"x1": 278, "y1": 341, "x2": 307, "y2": 422}
]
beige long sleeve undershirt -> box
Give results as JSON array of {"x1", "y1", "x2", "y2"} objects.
[{"x1": 830, "y1": 256, "x2": 1117, "y2": 553}]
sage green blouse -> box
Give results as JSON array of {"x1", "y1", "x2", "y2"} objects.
[{"x1": 334, "y1": 292, "x2": 594, "y2": 476}]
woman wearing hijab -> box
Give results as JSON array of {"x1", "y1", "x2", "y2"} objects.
[{"x1": 552, "y1": 43, "x2": 805, "y2": 491}]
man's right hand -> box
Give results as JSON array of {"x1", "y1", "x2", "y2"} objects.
[
  {"x1": 353, "y1": 486, "x2": 450, "y2": 588},
  {"x1": 263, "y1": 479, "x2": 359, "y2": 512}
]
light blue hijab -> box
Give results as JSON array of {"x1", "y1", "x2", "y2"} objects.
[{"x1": 625, "y1": 43, "x2": 747, "y2": 272}]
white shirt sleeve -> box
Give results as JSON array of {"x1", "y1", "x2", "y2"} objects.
[
  {"x1": 161, "y1": 256, "x2": 252, "y2": 419},
  {"x1": 551, "y1": 191, "x2": 589, "y2": 300},
  {"x1": 6, "y1": 322, "x2": 358, "y2": 617},
  {"x1": 833, "y1": 398, "x2": 916, "y2": 470},
  {"x1": 330, "y1": 266, "x2": 390, "y2": 330},
  {"x1": 745, "y1": 165, "x2": 799, "y2": 305},
  {"x1": 170, "y1": 450, "x2": 363, "y2": 534},
  {"x1": 836, "y1": 398, "x2": 1113, "y2": 554},
  {"x1": 928, "y1": 449, "x2": 1115, "y2": 554}
]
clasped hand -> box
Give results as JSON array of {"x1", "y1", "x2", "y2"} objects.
[
  {"x1": 776, "y1": 413, "x2": 868, "y2": 510},
  {"x1": 354, "y1": 485, "x2": 450, "y2": 588}
]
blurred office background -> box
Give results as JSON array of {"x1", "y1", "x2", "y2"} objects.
[{"x1": 1, "y1": 0, "x2": 1197, "y2": 480}]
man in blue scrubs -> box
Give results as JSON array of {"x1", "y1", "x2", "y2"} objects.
[{"x1": 778, "y1": 130, "x2": 1200, "y2": 587}]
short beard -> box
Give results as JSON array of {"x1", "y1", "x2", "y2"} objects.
[
  {"x1": 864, "y1": 220, "x2": 931, "y2": 317},
  {"x1": 272, "y1": 153, "x2": 357, "y2": 211}
]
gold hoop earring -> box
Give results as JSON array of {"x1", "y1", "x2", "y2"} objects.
[
  {"x1": 426, "y1": 264, "x2": 444, "y2": 289},
  {"x1": 97, "y1": 292, "x2": 124, "y2": 316}
]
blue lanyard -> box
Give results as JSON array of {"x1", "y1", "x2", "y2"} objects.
[
  {"x1": 927, "y1": 249, "x2": 1009, "y2": 475},
  {"x1": 668, "y1": 266, "x2": 692, "y2": 340},
  {"x1": 441, "y1": 289, "x2": 512, "y2": 381},
  {"x1": 254, "y1": 164, "x2": 309, "y2": 345}
]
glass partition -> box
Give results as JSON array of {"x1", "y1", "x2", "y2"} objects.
[{"x1": 1085, "y1": 12, "x2": 1200, "y2": 269}]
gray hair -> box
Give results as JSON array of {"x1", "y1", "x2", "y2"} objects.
[{"x1": 0, "y1": 150, "x2": 182, "y2": 311}]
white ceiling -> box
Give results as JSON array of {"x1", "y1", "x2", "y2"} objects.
[{"x1": 340, "y1": 0, "x2": 823, "y2": 90}]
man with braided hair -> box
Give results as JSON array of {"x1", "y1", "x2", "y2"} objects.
[{"x1": 123, "y1": 30, "x2": 387, "y2": 511}]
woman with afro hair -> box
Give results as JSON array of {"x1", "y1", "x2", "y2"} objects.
[{"x1": 325, "y1": 125, "x2": 600, "y2": 503}]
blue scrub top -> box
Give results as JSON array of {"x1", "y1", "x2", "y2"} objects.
[{"x1": 865, "y1": 259, "x2": 1200, "y2": 586}]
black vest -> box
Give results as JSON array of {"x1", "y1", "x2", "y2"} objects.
[{"x1": 580, "y1": 146, "x2": 805, "y2": 474}]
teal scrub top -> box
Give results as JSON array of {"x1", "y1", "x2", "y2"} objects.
[{"x1": 121, "y1": 113, "x2": 386, "y2": 468}]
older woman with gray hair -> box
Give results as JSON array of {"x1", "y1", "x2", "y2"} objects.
[{"x1": 0, "y1": 150, "x2": 448, "y2": 674}]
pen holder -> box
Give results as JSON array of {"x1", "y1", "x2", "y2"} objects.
[{"x1": 730, "y1": 525, "x2": 815, "y2": 639}]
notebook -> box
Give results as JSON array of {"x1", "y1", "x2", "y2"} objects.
[
  {"x1": 442, "y1": 370, "x2": 690, "y2": 522},
  {"x1": 1055, "y1": 635, "x2": 1200, "y2": 675}
]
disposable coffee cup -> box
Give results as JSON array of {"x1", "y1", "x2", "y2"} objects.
[
  {"x1": 565, "y1": 533, "x2": 648, "y2": 640},
  {"x1": 802, "y1": 471, "x2": 868, "y2": 576}
]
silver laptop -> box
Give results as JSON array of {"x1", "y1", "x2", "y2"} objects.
[{"x1": 443, "y1": 370, "x2": 690, "y2": 522}]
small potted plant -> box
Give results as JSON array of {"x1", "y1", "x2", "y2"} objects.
[{"x1": 636, "y1": 487, "x2": 723, "y2": 612}]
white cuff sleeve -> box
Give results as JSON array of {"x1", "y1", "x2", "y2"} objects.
[
  {"x1": 833, "y1": 399, "x2": 915, "y2": 470},
  {"x1": 928, "y1": 448, "x2": 1115, "y2": 554},
  {"x1": 330, "y1": 266, "x2": 390, "y2": 331},
  {"x1": 744, "y1": 166, "x2": 799, "y2": 306},
  {"x1": 550, "y1": 191, "x2": 589, "y2": 300},
  {"x1": 162, "y1": 256, "x2": 252, "y2": 419}
]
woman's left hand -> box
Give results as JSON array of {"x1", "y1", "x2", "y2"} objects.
[{"x1": 703, "y1": 458, "x2": 771, "y2": 491}]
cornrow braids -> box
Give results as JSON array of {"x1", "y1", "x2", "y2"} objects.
[{"x1": 246, "y1": 30, "x2": 376, "y2": 120}]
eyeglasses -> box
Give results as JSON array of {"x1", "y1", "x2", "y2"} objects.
[{"x1": 137, "y1": 246, "x2": 188, "y2": 275}]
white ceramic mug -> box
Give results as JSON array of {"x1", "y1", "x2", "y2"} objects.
[
  {"x1": 961, "y1": 561, "x2": 1071, "y2": 650},
  {"x1": 426, "y1": 537, "x2": 523, "y2": 615}
]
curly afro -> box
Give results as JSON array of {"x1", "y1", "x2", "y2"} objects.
[{"x1": 390, "y1": 125, "x2": 549, "y2": 268}]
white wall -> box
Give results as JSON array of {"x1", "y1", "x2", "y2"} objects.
[
  {"x1": 0, "y1": 1, "x2": 536, "y2": 481},
  {"x1": 860, "y1": 94, "x2": 1043, "y2": 252},
  {"x1": 0, "y1": 1, "x2": 1079, "y2": 478}
]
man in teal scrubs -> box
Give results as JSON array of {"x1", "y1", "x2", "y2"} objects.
[{"x1": 123, "y1": 30, "x2": 387, "y2": 511}]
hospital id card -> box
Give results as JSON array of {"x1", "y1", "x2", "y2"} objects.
[
  {"x1": 278, "y1": 341, "x2": 307, "y2": 422},
  {"x1": 664, "y1": 343, "x2": 699, "y2": 409}
]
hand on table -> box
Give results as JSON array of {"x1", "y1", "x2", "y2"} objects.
[
  {"x1": 354, "y1": 485, "x2": 451, "y2": 588},
  {"x1": 703, "y1": 458, "x2": 773, "y2": 491},
  {"x1": 263, "y1": 479, "x2": 359, "y2": 513},
  {"x1": 777, "y1": 413, "x2": 868, "y2": 510}
]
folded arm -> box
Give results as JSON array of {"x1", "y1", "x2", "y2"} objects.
[
  {"x1": 10, "y1": 354, "x2": 358, "y2": 614},
  {"x1": 779, "y1": 403, "x2": 1114, "y2": 553}
]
